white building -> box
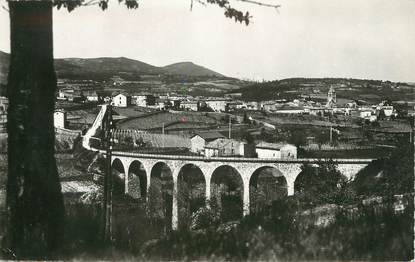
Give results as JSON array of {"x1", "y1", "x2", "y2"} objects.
[
  {"x1": 54, "y1": 109, "x2": 66, "y2": 129},
  {"x1": 378, "y1": 105, "x2": 394, "y2": 117},
  {"x1": 134, "y1": 95, "x2": 147, "y2": 107},
  {"x1": 180, "y1": 101, "x2": 199, "y2": 111},
  {"x1": 204, "y1": 138, "x2": 246, "y2": 157},
  {"x1": 111, "y1": 92, "x2": 131, "y2": 107},
  {"x1": 206, "y1": 99, "x2": 228, "y2": 112},
  {"x1": 133, "y1": 94, "x2": 156, "y2": 107},
  {"x1": 85, "y1": 91, "x2": 99, "y2": 102},
  {"x1": 360, "y1": 110, "x2": 372, "y2": 119},
  {"x1": 190, "y1": 131, "x2": 225, "y2": 154},
  {"x1": 326, "y1": 86, "x2": 337, "y2": 108},
  {"x1": 255, "y1": 142, "x2": 297, "y2": 159}
]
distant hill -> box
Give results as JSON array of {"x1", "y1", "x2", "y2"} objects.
[
  {"x1": 54, "y1": 56, "x2": 164, "y2": 80},
  {"x1": 162, "y1": 62, "x2": 224, "y2": 77},
  {"x1": 0, "y1": 50, "x2": 227, "y2": 84},
  {"x1": 235, "y1": 78, "x2": 415, "y2": 103}
]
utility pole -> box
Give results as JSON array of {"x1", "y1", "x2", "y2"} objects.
[
  {"x1": 103, "y1": 104, "x2": 113, "y2": 242},
  {"x1": 228, "y1": 115, "x2": 232, "y2": 139},
  {"x1": 329, "y1": 126, "x2": 333, "y2": 145}
]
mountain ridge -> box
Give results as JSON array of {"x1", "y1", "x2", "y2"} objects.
[{"x1": 0, "y1": 50, "x2": 226, "y2": 84}]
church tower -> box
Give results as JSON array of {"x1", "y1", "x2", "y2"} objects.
[{"x1": 326, "y1": 86, "x2": 336, "y2": 107}]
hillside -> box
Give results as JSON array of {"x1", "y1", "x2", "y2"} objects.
[
  {"x1": 54, "y1": 56, "x2": 164, "y2": 80},
  {"x1": 0, "y1": 50, "x2": 227, "y2": 84},
  {"x1": 162, "y1": 62, "x2": 223, "y2": 77},
  {"x1": 235, "y1": 78, "x2": 415, "y2": 103}
]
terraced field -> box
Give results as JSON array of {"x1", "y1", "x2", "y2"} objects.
[
  {"x1": 117, "y1": 111, "x2": 220, "y2": 130},
  {"x1": 113, "y1": 129, "x2": 191, "y2": 148}
]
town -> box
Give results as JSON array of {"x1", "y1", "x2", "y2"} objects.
[{"x1": 0, "y1": 1, "x2": 414, "y2": 259}]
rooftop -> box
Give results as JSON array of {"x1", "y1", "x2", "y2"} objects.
[
  {"x1": 192, "y1": 131, "x2": 225, "y2": 141},
  {"x1": 256, "y1": 142, "x2": 296, "y2": 150},
  {"x1": 205, "y1": 138, "x2": 244, "y2": 149}
]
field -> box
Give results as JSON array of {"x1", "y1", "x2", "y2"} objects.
[{"x1": 117, "y1": 111, "x2": 222, "y2": 130}]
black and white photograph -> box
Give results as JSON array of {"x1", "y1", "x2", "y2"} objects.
[{"x1": 0, "y1": 0, "x2": 414, "y2": 260}]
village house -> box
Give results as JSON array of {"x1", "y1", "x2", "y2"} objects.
[
  {"x1": 54, "y1": 109, "x2": 67, "y2": 129},
  {"x1": 111, "y1": 92, "x2": 131, "y2": 107},
  {"x1": 0, "y1": 96, "x2": 8, "y2": 114},
  {"x1": 190, "y1": 131, "x2": 225, "y2": 154},
  {"x1": 57, "y1": 88, "x2": 78, "y2": 100},
  {"x1": 84, "y1": 91, "x2": 99, "y2": 102},
  {"x1": 255, "y1": 142, "x2": 297, "y2": 159},
  {"x1": 206, "y1": 98, "x2": 228, "y2": 112},
  {"x1": 359, "y1": 108, "x2": 375, "y2": 119},
  {"x1": 0, "y1": 97, "x2": 8, "y2": 133},
  {"x1": 245, "y1": 101, "x2": 259, "y2": 110},
  {"x1": 227, "y1": 101, "x2": 245, "y2": 111},
  {"x1": 156, "y1": 98, "x2": 170, "y2": 110},
  {"x1": 67, "y1": 90, "x2": 85, "y2": 103},
  {"x1": 133, "y1": 94, "x2": 156, "y2": 107},
  {"x1": 204, "y1": 138, "x2": 246, "y2": 157},
  {"x1": 180, "y1": 101, "x2": 199, "y2": 111}
]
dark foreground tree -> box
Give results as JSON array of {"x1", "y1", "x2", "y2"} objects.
[
  {"x1": 6, "y1": 1, "x2": 64, "y2": 258},
  {"x1": 4, "y1": 0, "x2": 280, "y2": 258}
]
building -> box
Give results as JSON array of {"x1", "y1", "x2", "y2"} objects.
[
  {"x1": 84, "y1": 91, "x2": 99, "y2": 102},
  {"x1": 204, "y1": 138, "x2": 246, "y2": 157},
  {"x1": 359, "y1": 109, "x2": 374, "y2": 119},
  {"x1": 180, "y1": 101, "x2": 199, "y2": 111},
  {"x1": 255, "y1": 142, "x2": 297, "y2": 159},
  {"x1": 66, "y1": 91, "x2": 85, "y2": 103},
  {"x1": 227, "y1": 101, "x2": 245, "y2": 111},
  {"x1": 54, "y1": 109, "x2": 66, "y2": 129},
  {"x1": 326, "y1": 86, "x2": 336, "y2": 108},
  {"x1": 133, "y1": 94, "x2": 156, "y2": 107},
  {"x1": 0, "y1": 96, "x2": 8, "y2": 113},
  {"x1": 206, "y1": 99, "x2": 228, "y2": 112},
  {"x1": 190, "y1": 131, "x2": 226, "y2": 154},
  {"x1": 111, "y1": 92, "x2": 131, "y2": 107},
  {"x1": 0, "y1": 97, "x2": 8, "y2": 133}
]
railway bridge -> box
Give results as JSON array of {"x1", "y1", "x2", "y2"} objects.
[{"x1": 110, "y1": 151, "x2": 373, "y2": 230}]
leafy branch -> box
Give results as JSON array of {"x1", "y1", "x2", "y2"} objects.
[{"x1": 50, "y1": 0, "x2": 281, "y2": 25}]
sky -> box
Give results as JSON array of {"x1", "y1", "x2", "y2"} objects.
[{"x1": 0, "y1": 0, "x2": 414, "y2": 82}]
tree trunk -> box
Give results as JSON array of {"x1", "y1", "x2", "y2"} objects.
[{"x1": 6, "y1": 1, "x2": 64, "y2": 259}]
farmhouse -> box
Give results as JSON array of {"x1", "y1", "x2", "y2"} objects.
[
  {"x1": 255, "y1": 142, "x2": 297, "y2": 159},
  {"x1": 206, "y1": 98, "x2": 228, "y2": 112},
  {"x1": 180, "y1": 101, "x2": 199, "y2": 111},
  {"x1": 54, "y1": 109, "x2": 67, "y2": 129},
  {"x1": 190, "y1": 131, "x2": 225, "y2": 154},
  {"x1": 204, "y1": 138, "x2": 246, "y2": 157},
  {"x1": 133, "y1": 94, "x2": 156, "y2": 107},
  {"x1": 84, "y1": 91, "x2": 99, "y2": 102},
  {"x1": 111, "y1": 92, "x2": 131, "y2": 107}
]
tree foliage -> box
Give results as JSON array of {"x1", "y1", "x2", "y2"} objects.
[
  {"x1": 51, "y1": 0, "x2": 280, "y2": 25},
  {"x1": 294, "y1": 160, "x2": 353, "y2": 208},
  {"x1": 352, "y1": 143, "x2": 414, "y2": 196}
]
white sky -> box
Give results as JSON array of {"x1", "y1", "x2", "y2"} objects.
[{"x1": 0, "y1": 0, "x2": 414, "y2": 82}]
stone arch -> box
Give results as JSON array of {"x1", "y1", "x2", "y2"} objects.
[
  {"x1": 294, "y1": 163, "x2": 347, "y2": 195},
  {"x1": 177, "y1": 164, "x2": 206, "y2": 230},
  {"x1": 249, "y1": 166, "x2": 287, "y2": 213},
  {"x1": 111, "y1": 158, "x2": 126, "y2": 196},
  {"x1": 148, "y1": 161, "x2": 174, "y2": 232},
  {"x1": 127, "y1": 160, "x2": 147, "y2": 200},
  {"x1": 210, "y1": 165, "x2": 244, "y2": 222}
]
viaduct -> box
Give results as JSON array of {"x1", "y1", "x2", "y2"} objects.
[{"x1": 110, "y1": 151, "x2": 373, "y2": 230}]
